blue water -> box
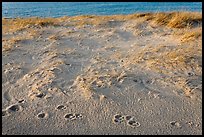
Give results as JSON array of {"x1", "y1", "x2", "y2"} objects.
[{"x1": 2, "y1": 2, "x2": 202, "y2": 18}]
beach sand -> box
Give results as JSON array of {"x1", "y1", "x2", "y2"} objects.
[{"x1": 2, "y1": 12, "x2": 202, "y2": 135}]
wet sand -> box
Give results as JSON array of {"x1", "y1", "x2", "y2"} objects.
[{"x1": 2, "y1": 12, "x2": 202, "y2": 135}]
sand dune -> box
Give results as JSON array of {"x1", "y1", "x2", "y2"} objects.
[{"x1": 2, "y1": 12, "x2": 202, "y2": 135}]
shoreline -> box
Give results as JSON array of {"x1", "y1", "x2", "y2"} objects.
[{"x1": 2, "y1": 11, "x2": 202, "y2": 19}]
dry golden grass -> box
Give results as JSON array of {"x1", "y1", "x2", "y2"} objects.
[
  {"x1": 2, "y1": 17, "x2": 64, "y2": 33},
  {"x1": 151, "y1": 12, "x2": 202, "y2": 28},
  {"x1": 2, "y1": 12, "x2": 202, "y2": 33},
  {"x1": 123, "y1": 42, "x2": 202, "y2": 96},
  {"x1": 2, "y1": 36, "x2": 26, "y2": 52},
  {"x1": 181, "y1": 27, "x2": 202, "y2": 42},
  {"x1": 2, "y1": 44, "x2": 13, "y2": 52}
]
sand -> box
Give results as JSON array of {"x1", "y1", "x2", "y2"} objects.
[{"x1": 2, "y1": 12, "x2": 202, "y2": 135}]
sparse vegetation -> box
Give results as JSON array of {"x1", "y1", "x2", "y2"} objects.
[
  {"x1": 2, "y1": 12, "x2": 202, "y2": 33},
  {"x1": 181, "y1": 27, "x2": 202, "y2": 42},
  {"x1": 151, "y1": 12, "x2": 202, "y2": 28},
  {"x1": 2, "y1": 11, "x2": 202, "y2": 97}
]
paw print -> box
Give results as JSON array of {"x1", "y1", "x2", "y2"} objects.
[{"x1": 112, "y1": 114, "x2": 140, "y2": 128}]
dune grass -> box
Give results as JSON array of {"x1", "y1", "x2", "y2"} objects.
[
  {"x1": 3, "y1": 12, "x2": 202, "y2": 33},
  {"x1": 123, "y1": 41, "x2": 202, "y2": 97},
  {"x1": 150, "y1": 12, "x2": 202, "y2": 28},
  {"x1": 2, "y1": 17, "x2": 63, "y2": 33},
  {"x1": 181, "y1": 27, "x2": 202, "y2": 42},
  {"x1": 2, "y1": 11, "x2": 202, "y2": 96}
]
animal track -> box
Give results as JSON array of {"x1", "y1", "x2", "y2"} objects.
[
  {"x1": 170, "y1": 121, "x2": 182, "y2": 128},
  {"x1": 2, "y1": 104, "x2": 23, "y2": 117},
  {"x1": 113, "y1": 114, "x2": 140, "y2": 128},
  {"x1": 35, "y1": 92, "x2": 46, "y2": 98},
  {"x1": 56, "y1": 105, "x2": 66, "y2": 110},
  {"x1": 64, "y1": 113, "x2": 83, "y2": 121},
  {"x1": 132, "y1": 78, "x2": 142, "y2": 83},
  {"x1": 37, "y1": 112, "x2": 48, "y2": 119},
  {"x1": 112, "y1": 114, "x2": 125, "y2": 124},
  {"x1": 131, "y1": 76, "x2": 155, "y2": 91},
  {"x1": 18, "y1": 99, "x2": 25, "y2": 103},
  {"x1": 75, "y1": 113, "x2": 83, "y2": 119},
  {"x1": 7, "y1": 104, "x2": 22, "y2": 112},
  {"x1": 64, "y1": 113, "x2": 77, "y2": 120},
  {"x1": 125, "y1": 115, "x2": 134, "y2": 121},
  {"x1": 131, "y1": 75, "x2": 166, "y2": 98},
  {"x1": 127, "y1": 120, "x2": 141, "y2": 128}
]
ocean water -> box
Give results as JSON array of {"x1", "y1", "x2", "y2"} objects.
[{"x1": 2, "y1": 2, "x2": 202, "y2": 18}]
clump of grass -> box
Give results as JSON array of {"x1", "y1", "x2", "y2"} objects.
[
  {"x1": 2, "y1": 37, "x2": 25, "y2": 52},
  {"x1": 123, "y1": 41, "x2": 202, "y2": 97},
  {"x1": 66, "y1": 12, "x2": 202, "y2": 29},
  {"x1": 181, "y1": 27, "x2": 202, "y2": 42},
  {"x1": 2, "y1": 44, "x2": 13, "y2": 52},
  {"x1": 151, "y1": 12, "x2": 202, "y2": 28},
  {"x1": 167, "y1": 12, "x2": 202, "y2": 28},
  {"x1": 2, "y1": 12, "x2": 201, "y2": 33},
  {"x1": 2, "y1": 17, "x2": 63, "y2": 33}
]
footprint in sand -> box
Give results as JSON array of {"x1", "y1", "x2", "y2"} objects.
[
  {"x1": 131, "y1": 75, "x2": 153, "y2": 87},
  {"x1": 7, "y1": 104, "x2": 22, "y2": 113},
  {"x1": 56, "y1": 105, "x2": 66, "y2": 110},
  {"x1": 112, "y1": 114, "x2": 125, "y2": 124},
  {"x1": 35, "y1": 92, "x2": 46, "y2": 98},
  {"x1": 127, "y1": 120, "x2": 141, "y2": 128},
  {"x1": 3, "y1": 103, "x2": 23, "y2": 116},
  {"x1": 170, "y1": 121, "x2": 182, "y2": 128},
  {"x1": 132, "y1": 78, "x2": 142, "y2": 84},
  {"x1": 18, "y1": 99, "x2": 25, "y2": 103},
  {"x1": 125, "y1": 115, "x2": 134, "y2": 121},
  {"x1": 29, "y1": 92, "x2": 46, "y2": 100},
  {"x1": 64, "y1": 113, "x2": 83, "y2": 121},
  {"x1": 132, "y1": 76, "x2": 162, "y2": 98},
  {"x1": 37, "y1": 112, "x2": 49, "y2": 119},
  {"x1": 112, "y1": 114, "x2": 141, "y2": 128},
  {"x1": 75, "y1": 113, "x2": 83, "y2": 119}
]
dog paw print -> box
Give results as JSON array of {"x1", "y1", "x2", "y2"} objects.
[
  {"x1": 127, "y1": 120, "x2": 141, "y2": 128},
  {"x1": 7, "y1": 104, "x2": 22, "y2": 113},
  {"x1": 37, "y1": 112, "x2": 49, "y2": 119},
  {"x1": 125, "y1": 115, "x2": 134, "y2": 121},
  {"x1": 112, "y1": 114, "x2": 141, "y2": 128},
  {"x1": 170, "y1": 121, "x2": 182, "y2": 128},
  {"x1": 2, "y1": 104, "x2": 23, "y2": 117},
  {"x1": 56, "y1": 105, "x2": 66, "y2": 110},
  {"x1": 35, "y1": 92, "x2": 46, "y2": 98},
  {"x1": 18, "y1": 99, "x2": 25, "y2": 103},
  {"x1": 112, "y1": 114, "x2": 125, "y2": 124},
  {"x1": 75, "y1": 113, "x2": 83, "y2": 119},
  {"x1": 64, "y1": 113, "x2": 83, "y2": 121}
]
